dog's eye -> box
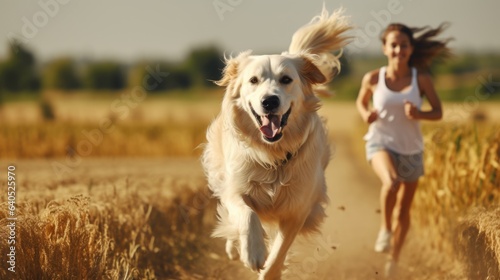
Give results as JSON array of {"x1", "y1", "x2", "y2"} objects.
[
  {"x1": 280, "y1": 75, "x2": 293, "y2": 85},
  {"x1": 249, "y1": 76, "x2": 259, "y2": 84}
]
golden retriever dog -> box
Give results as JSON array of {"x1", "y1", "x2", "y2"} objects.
[{"x1": 202, "y1": 7, "x2": 351, "y2": 280}]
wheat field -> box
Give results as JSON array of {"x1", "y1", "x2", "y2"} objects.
[
  {"x1": 0, "y1": 96, "x2": 499, "y2": 279},
  {"x1": 0, "y1": 159, "x2": 223, "y2": 279},
  {"x1": 412, "y1": 123, "x2": 500, "y2": 278}
]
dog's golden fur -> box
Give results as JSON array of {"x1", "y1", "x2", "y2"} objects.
[{"x1": 202, "y1": 7, "x2": 352, "y2": 279}]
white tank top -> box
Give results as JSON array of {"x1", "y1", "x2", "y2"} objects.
[{"x1": 363, "y1": 66, "x2": 424, "y2": 155}]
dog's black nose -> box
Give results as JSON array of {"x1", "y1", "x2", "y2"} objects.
[{"x1": 262, "y1": 96, "x2": 280, "y2": 112}]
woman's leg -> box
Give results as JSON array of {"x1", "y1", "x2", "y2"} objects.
[
  {"x1": 391, "y1": 180, "x2": 418, "y2": 262},
  {"x1": 370, "y1": 150, "x2": 400, "y2": 232}
]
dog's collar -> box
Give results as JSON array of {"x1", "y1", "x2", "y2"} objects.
[{"x1": 279, "y1": 152, "x2": 293, "y2": 166}]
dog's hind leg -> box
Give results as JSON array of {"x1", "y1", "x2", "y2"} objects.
[
  {"x1": 212, "y1": 204, "x2": 240, "y2": 261},
  {"x1": 260, "y1": 215, "x2": 308, "y2": 280},
  {"x1": 225, "y1": 239, "x2": 239, "y2": 260}
]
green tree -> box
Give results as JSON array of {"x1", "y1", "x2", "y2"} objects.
[
  {"x1": 433, "y1": 53, "x2": 479, "y2": 75},
  {"x1": 0, "y1": 41, "x2": 40, "y2": 92},
  {"x1": 184, "y1": 46, "x2": 224, "y2": 87},
  {"x1": 129, "y1": 62, "x2": 192, "y2": 92},
  {"x1": 84, "y1": 61, "x2": 125, "y2": 90},
  {"x1": 43, "y1": 57, "x2": 80, "y2": 90},
  {"x1": 336, "y1": 52, "x2": 352, "y2": 79}
]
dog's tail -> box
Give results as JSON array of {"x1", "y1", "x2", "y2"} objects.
[{"x1": 289, "y1": 6, "x2": 352, "y2": 94}]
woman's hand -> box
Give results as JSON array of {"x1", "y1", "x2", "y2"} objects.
[
  {"x1": 404, "y1": 100, "x2": 420, "y2": 120},
  {"x1": 365, "y1": 109, "x2": 378, "y2": 124}
]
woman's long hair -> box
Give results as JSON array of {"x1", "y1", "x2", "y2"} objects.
[{"x1": 381, "y1": 23, "x2": 452, "y2": 71}]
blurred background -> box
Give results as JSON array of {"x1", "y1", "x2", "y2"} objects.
[
  {"x1": 1, "y1": 1, "x2": 499, "y2": 279},
  {"x1": 0, "y1": 0, "x2": 499, "y2": 158}
]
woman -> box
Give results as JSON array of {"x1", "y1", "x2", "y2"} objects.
[{"x1": 356, "y1": 23, "x2": 451, "y2": 276}]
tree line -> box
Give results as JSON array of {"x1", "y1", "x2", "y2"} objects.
[
  {"x1": 0, "y1": 41, "x2": 498, "y2": 98},
  {"x1": 0, "y1": 41, "x2": 225, "y2": 93}
]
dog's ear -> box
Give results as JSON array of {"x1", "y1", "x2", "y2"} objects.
[
  {"x1": 215, "y1": 59, "x2": 238, "y2": 87},
  {"x1": 215, "y1": 50, "x2": 252, "y2": 87},
  {"x1": 298, "y1": 55, "x2": 327, "y2": 85}
]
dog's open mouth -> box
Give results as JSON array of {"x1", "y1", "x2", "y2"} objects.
[{"x1": 250, "y1": 104, "x2": 292, "y2": 143}]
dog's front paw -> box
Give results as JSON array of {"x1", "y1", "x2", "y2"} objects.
[{"x1": 240, "y1": 234, "x2": 267, "y2": 271}]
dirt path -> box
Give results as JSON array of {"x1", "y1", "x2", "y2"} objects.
[
  {"x1": 286, "y1": 131, "x2": 387, "y2": 280},
  {"x1": 283, "y1": 107, "x2": 388, "y2": 280}
]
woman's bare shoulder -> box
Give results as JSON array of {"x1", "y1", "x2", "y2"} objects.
[
  {"x1": 416, "y1": 71, "x2": 434, "y2": 87},
  {"x1": 362, "y1": 69, "x2": 380, "y2": 87}
]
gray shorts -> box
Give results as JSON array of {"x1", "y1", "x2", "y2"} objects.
[{"x1": 366, "y1": 142, "x2": 424, "y2": 182}]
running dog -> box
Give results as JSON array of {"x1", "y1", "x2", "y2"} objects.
[{"x1": 202, "y1": 7, "x2": 351, "y2": 279}]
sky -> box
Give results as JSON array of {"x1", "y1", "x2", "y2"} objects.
[{"x1": 0, "y1": 0, "x2": 499, "y2": 63}]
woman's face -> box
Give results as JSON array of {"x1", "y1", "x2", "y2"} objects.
[{"x1": 383, "y1": 31, "x2": 414, "y2": 66}]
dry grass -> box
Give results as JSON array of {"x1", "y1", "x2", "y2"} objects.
[
  {"x1": 455, "y1": 207, "x2": 500, "y2": 279},
  {"x1": 0, "y1": 122, "x2": 209, "y2": 158},
  {"x1": 351, "y1": 117, "x2": 500, "y2": 276},
  {"x1": 0, "y1": 91, "x2": 221, "y2": 159},
  {"x1": 0, "y1": 196, "x2": 108, "y2": 279},
  {"x1": 413, "y1": 123, "x2": 500, "y2": 274},
  {"x1": 0, "y1": 161, "x2": 218, "y2": 279}
]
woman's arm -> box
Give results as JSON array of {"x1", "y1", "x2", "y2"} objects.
[
  {"x1": 356, "y1": 71, "x2": 378, "y2": 124},
  {"x1": 405, "y1": 73, "x2": 443, "y2": 121}
]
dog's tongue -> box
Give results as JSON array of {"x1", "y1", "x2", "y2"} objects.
[{"x1": 260, "y1": 115, "x2": 280, "y2": 138}]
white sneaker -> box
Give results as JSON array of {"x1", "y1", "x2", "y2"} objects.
[
  {"x1": 384, "y1": 259, "x2": 398, "y2": 278},
  {"x1": 374, "y1": 229, "x2": 392, "y2": 253}
]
